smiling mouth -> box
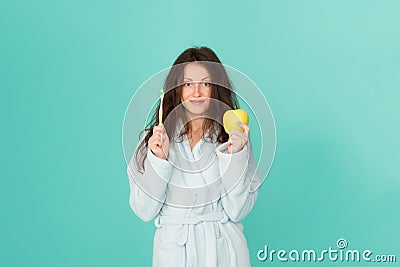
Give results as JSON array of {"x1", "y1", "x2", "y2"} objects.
[{"x1": 189, "y1": 99, "x2": 206, "y2": 105}]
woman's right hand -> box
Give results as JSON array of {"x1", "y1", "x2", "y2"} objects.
[{"x1": 148, "y1": 125, "x2": 170, "y2": 160}]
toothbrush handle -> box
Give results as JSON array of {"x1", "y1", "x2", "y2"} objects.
[{"x1": 158, "y1": 98, "x2": 163, "y2": 126}]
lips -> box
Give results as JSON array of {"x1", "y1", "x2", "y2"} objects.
[{"x1": 189, "y1": 99, "x2": 206, "y2": 105}]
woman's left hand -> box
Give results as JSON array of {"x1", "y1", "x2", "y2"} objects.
[{"x1": 228, "y1": 122, "x2": 250, "y2": 154}]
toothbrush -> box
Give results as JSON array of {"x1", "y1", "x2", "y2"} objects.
[{"x1": 158, "y1": 89, "x2": 164, "y2": 126}]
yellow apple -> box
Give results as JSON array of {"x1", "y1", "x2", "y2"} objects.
[{"x1": 223, "y1": 109, "x2": 249, "y2": 133}]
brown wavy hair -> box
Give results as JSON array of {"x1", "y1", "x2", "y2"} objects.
[{"x1": 134, "y1": 46, "x2": 239, "y2": 172}]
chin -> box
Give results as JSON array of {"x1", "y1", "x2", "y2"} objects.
[
  {"x1": 183, "y1": 103, "x2": 209, "y2": 116},
  {"x1": 184, "y1": 107, "x2": 210, "y2": 118},
  {"x1": 186, "y1": 109, "x2": 207, "y2": 117}
]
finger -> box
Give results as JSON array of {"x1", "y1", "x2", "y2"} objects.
[
  {"x1": 153, "y1": 125, "x2": 164, "y2": 134},
  {"x1": 156, "y1": 140, "x2": 162, "y2": 147},
  {"x1": 151, "y1": 137, "x2": 162, "y2": 148},
  {"x1": 230, "y1": 131, "x2": 247, "y2": 142},
  {"x1": 157, "y1": 124, "x2": 166, "y2": 132},
  {"x1": 161, "y1": 131, "x2": 169, "y2": 141},
  {"x1": 151, "y1": 134, "x2": 161, "y2": 142},
  {"x1": 153, "y1": 130, "x2": 162, "y2": 137},
  {"x1": 228, "y1": 131, "x2": 240, "y2": 142},
  {"x1": 150, "y1": 147, "x2": 158, "y2": 154},
  {"x1": 243, "y1": 125, "x2": 250, "y2": 135},
  {"x1": 230, "y1": 136, "x2": 248, "y2": 145},
  {"x1": 229, "y1": 139, "x2": 244, "y2": 150},
  {"x1": 152, "y1": 129, "x2": 164, "y2": 142},
  {"x1": 154, "y1": 125, "x2": 163, "y2": 130},
  {"x1": 237, "y1": 122, "x2": 250, "y2": 135},
  {"x1": 229, "y1": 134, "x2": 247, "y2": 150},
  {"x1": 149, "y1": 141, "x2": 160, "y2": 153},
  {"x1": 230, "y1": 130, "x2": 244, "y2": 138},
  {"x1": 230, "y1": 129, "x2": 246, "y2": 137},
  {"x1": 227, "y1": 138, "x2": 233, "y2": 154},
  {"x1": 228, "y1": 135, "x2": 240, "y2": 148},
  {"x1": 150, "y1": 142, "x2": 161, "y2": 150},
  {"x1": 236, "y1": 122, "x2": 250, "y2": 135}
]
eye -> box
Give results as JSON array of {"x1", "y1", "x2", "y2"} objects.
[
  {"x1": 203, "y1": 82, "x2": 210, "y2": 87},
  {"x1": 184, "y1": 82, "x2": 192, "y2": 87}
]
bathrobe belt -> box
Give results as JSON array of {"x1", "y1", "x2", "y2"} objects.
[{"x1": 155, "y1": 211, "x2": 229, "y2": 267}]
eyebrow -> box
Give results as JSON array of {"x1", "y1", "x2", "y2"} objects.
[{"x1": 183, "y1": 76, "x2": 210, "y2": 81}]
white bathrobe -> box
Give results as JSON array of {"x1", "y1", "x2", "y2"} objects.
[{"x1": 127, "y1": 130, "x2": 261, "y2": 267}]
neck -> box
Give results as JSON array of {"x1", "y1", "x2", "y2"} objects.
[{"x1": 190, "y1": 118, "x2": 204, "y2": 133}]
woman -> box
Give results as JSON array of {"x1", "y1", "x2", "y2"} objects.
[{"x1": 127, "y1": 47, "x2": 261, "y2": 267}]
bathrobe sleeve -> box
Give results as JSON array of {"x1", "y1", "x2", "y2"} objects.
[
  {"x1": 216, "y1": 141, "x2": 261, "y2": 222},
  {"x1": 127, "y1": 148, "x2": 173, "y2": 222}
]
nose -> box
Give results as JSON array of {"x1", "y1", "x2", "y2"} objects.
[{"x1": 193, "y1": 82, "x2": 201, "y2": 96}]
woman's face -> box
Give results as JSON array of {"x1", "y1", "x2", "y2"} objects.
[{"x1": 181, "y1": 63, "x2": 212, "y2": 118}]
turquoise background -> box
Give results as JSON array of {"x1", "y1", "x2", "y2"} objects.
[{"x1": 1, "y1": 0, "x2": 399, "y2": 266}]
